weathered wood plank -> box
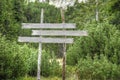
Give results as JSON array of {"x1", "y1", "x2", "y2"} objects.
[
  {"x1": 32, "y1": 30, "x2": 88, "y2": 36},
  {"x1": 22, "y1": 23, "x2": 76, "y2": 29},
  {"x1": 18, "y1": 37, "x2": 73, "y2": 44}
]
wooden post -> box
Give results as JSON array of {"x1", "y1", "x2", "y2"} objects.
[
  {"x1": 96, "y1": 0, "x2": 99, "y2": 21},
  {"x1": 37, "y1": 42, "x2": 42, "y2": 80},
  {"x1": 61, "y1": 8, "x2": 66, "y2": 80},
  {"x1": 37, "y1": 7, "x2": 44, "y2": 80}
]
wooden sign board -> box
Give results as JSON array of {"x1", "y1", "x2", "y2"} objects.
[
  {"x1": 22, "y1": 23, "x2": 76, "y2": 29},
  {"x1": 32, "y1": 30, "x2": 88, "y2": 36},
  {"x1": 18, "y1": 37, "x2": 73, "y2": 44}
]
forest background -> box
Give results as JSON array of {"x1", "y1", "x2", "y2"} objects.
[{"x1": 0, "y1": 0, "x2": 120, "y2": 80}]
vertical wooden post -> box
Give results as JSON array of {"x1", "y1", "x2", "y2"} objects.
[
  {"x1": 37, "y1": 42, "x2": 42, "y2": 80},
  {"x1": 37, "y1": 7, "x2": 44, "y2": 80},
  {"x1": 96, "y1": 0, "x2": 99, "y2": 21},
  {"x1": 61, "y1": 8, "x2": 66, "y2": 80}
]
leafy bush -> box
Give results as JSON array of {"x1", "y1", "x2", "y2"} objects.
[
  {"x1": 76, "y1": 54, "x2": 120, "y2": 80},
  {"x1": 66, "y1": 65, "x2": 77, "y2": 78},
  {"x1": 0, "y1": 34, "x2": 61, "y2": 79},
  {"x1": 41, "y1": 51, "x2": 62, "y2": 77},
  {"x1": 67, "y1": 22, "x2": 120, "y2": 65},
  {"x1": 49, "y1": 53, "x2": 62, "y2": 77},
  {"x1": 40, "y1": 50, "x2": 51, "y2": 77},
  {"x1": 0, "y1": 35, "x2": 37, "y2": 79}
]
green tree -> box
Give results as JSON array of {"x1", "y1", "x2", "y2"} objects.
[
  {"x1": 0, "y1": 0, "x2": 24, "y2": 40},
  {"x1": 67, "y1": 21, "x2": 120, "y2": 65},
  {"x1": 77, "y1": 54, "x2": 120, "y2": 79},
  {"x1": 0, "y1": 35, "x2": 38, "y2": 79},
  {"x1": 109, "y1": 0, "x2": 120, "y2": 30},
  {"x1": 23, "y1": 2, "x2": 61, "y2": 23},
  {"x1": 65, "y1": 0, "x2": 120, "y2": 65},
  {"x1": 12, "y1": 0, "x2": 24, "y2": 23}
]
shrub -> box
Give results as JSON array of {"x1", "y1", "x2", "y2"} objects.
[
  {"x1": 0, "y1": 35, "x2": 37, "y2": 79},
  {"x1": 67, "y1": 22, "x2": 120, "y2": 65},
  {"x1": 0, "y1": 34, "x2": 63, "y2": 79},
  {"x1": 49, "y1": 53, "x2": 62, "y2": 77},
  {"x1": 40, "y1": 50, "x2": 51, "y2": 77},
  {"x1": 41, "y1": 51, "x2": 62, "y2": 77},
  {"x1": 76, "y1": 54, "x2": 120, "y2": 80}
]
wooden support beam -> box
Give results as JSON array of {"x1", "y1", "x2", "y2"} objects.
[
  {"x1": 18, "y1": 37, "x2": 73, "y2": 44},
  {"x1": 32, "y1": 30, "x2": 88, "y2": 36},
  {"x1": 22, "y1": 23, "x2": 76, "y2": 29}
]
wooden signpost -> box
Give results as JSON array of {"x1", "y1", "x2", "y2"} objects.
[
  {"x1": 18, "y1": 23, "x2": 88, "y2": 80},
  {"x1": 18, "y1": 2, "x2": 88, "y2": 80}
]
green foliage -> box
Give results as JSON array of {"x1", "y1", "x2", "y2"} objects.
[
  {"x1": 41, "y1": 51, "x2": 61, "y2": 77},
  {"x1": 109, "y1": 0, "x2": 120, "y2": 30},
  {"x1": 12, "y1": 0, "x2": 24, "y2": 23},
  {"x1": 26, "y1": 49, "x2": 61, "y2": 77},
  {"x1": 0, "y1": 34, "x2": 61, "y2": 79},
  {"x1": 66, "y1": 0, "x2": 112, "y2": 29},
  {"x1": 17, "y1": 76, "x2": 61, "y2": 80},
  {"x1": 0, "y1": 0, "x2": 120, "y2": 79},
  {"x1": 67, "y1": 22, "x2": 120, "y2": 65},
  {"x1": 49, "y1": 53, "x2": 62, "y2": 77},
  {"x1": 41, "y1": 50, "x2": 51, "y2": 77},
  {"x1": 66, "y1": 65, "x2": 77, "y2": 79},
  {"x1": 76, "y1": 54, "x2": 120, "y2": 80},
  {"x1": 23, "y1": 2, "x2": 61, "y2": 23},
  {"x1": 0, "y1": 0, "x2": 24, "y2": 40},
  {"x1": 0, "y1": 35, "x2": 37, "y2": 79}
]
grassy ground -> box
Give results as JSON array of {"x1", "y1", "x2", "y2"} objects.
[
  {"x1": 18, "y1": 76, "x2": 61, "y2": 80},
  {"x1": 18, "y1": 76, "x2": 62, "y2": 80},
  {"x1": 18, "y1": 75, "x2": 77, "y2": 80}
]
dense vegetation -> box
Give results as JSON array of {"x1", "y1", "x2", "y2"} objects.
[{"x1": 0, "y1": 0, "x2": 120, "y2": 80}]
